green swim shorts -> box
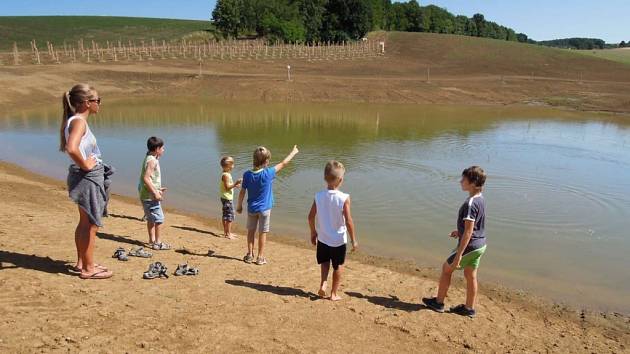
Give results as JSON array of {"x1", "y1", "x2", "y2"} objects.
[{"x1": 447, "y1": 245, "x2": 487, "y2": 269}]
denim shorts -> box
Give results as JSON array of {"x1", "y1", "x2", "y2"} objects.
[{"x1": 142, "y1": 200, "x2": 164, "y2": 224}]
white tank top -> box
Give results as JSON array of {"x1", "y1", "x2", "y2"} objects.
[
  {"x1": 64, "y1": 116, "x2": 102, "y2": 162},
  {"x1": 314, "y1": 189, "x2": 349, "y2": 247}
]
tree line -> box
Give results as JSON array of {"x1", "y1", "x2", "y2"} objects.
[
  {"x1": 211, "y1": 0, "x2": 529, "y2": 43},
  {"x1": 537, "y1": 38, "x2": 608, "y2": 50}
]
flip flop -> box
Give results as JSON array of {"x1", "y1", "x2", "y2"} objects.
[
  {"x1": 129, "y1": 247, "x2": 153, "y2": 258},
  {"x1": 80, "y1": 269, "x2": 113, "y2": 280},
  {"x1": 68, "y1": 264, "x2": 108, "y2": 274}
]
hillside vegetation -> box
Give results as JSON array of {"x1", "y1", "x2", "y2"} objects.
[{"x1": 0, "y1": 16, "x2": 213, "y2": 51}]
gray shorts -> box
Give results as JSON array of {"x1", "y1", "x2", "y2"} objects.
[{"x1": 247, "y1": 209, "x2": 271, "y2": 233}]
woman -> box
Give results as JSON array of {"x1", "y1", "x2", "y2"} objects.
[{"x1": 60, "y1": 84, "x2": 114, "y2": 279}]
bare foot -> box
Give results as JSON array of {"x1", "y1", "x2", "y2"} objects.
[
  {"x1": 330, "y1": 294, "x2": 342, "y2": 301},
  {"x1": 318, "y1": 289, "x2": 327, "y2": 298}
]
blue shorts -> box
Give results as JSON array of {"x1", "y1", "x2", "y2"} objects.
[{"x1": 142, "y1": 200, "x2": 164, "y2": 224}]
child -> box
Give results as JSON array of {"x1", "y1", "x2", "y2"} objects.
[
  {"x1": 308, "y1": 160, "x2": 358, "y2": 301},
  {"x1": 236, "y1": 145, "x2": 299, "y2": 265},
  {"x1": 219, "y1": 156, "x2": 242, "y2": 239},
  {"x1": 422, "y1": 166, "x2": 487, "y2": 318},
  {"x1": 138, "y1": 136, "x2": 170, "y2": 250}
]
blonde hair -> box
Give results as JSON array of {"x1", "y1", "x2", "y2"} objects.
[
  {"x1": 253, "y1": 146, "x2": 271, "y2": 168},
  {"x1": 324, "y1": 160, "x2": 345, "y2": 183},
  {"x1": 220, "y1": 156, "x2": 234, "y2": 168},
  {"x1": 59, "y1": 84, "x2": 96, "y2": 152}
]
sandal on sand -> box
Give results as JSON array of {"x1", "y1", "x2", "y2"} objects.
[
  {"x1": 255, "y1": 257, "x2": 267, "y2": 266},
  {"x1": 143, "y1": 262, "x2": 169, "y2": 279},
  {"x1": 151, "y1": 242, "x2": 171, "y2": 251},
  {"x1": 129, "y1": 247, "x2": 153, "y2": 258},
  {"x1": 80, "y1": 269, "x2": 113, "y2": 280},
  {"x1": 243, "y1": 254, "x2": 254, "y2": 264},
  {"x1": 112, "y1": 247, "x2": 129, "y2": 261},
  {"x1": 174, "y1": 264, "x2": 200, "y2": 276}
]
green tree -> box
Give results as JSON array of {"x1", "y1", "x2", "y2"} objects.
[
  {"x1": 299, "y1": 0, "x2": 327, "y2": 42},
  {"x1": 212, "y1": 0, "x2": 242, "y2": 38}
]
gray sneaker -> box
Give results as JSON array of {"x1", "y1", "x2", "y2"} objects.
[
  {"x1": 255, "y1": 257, "x2": 267, "y2": 266},
  {"x1": 243, "y1": 254, "x2": 254, "y2": 264}
]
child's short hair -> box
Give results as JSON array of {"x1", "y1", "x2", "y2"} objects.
[
  {"x1": 220, "y1": 156, "x2": 234, "y2": 167},
  {"x1": 462, "y1": 166, "x2": 486, "y2": 188},
  {"x1": 147, "y1": 136, "x2": 164, "y2": 152},
  {"x1": 253, "y1": 146, "x2": 271, "y2": 168},
  {"x1": 324, "y1": 160, "x2": 346, "y2": 183}
]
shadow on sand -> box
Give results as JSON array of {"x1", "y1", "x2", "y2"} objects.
[
  {"x1": 346, "y1": 292, "x2": 426, "y2": 312},
  {"x1": 109, "y1": 213, "x2": 144, "y2": 222},
  {"x1": 171, "y1": 225, "x2": 222, "y2": 238},
  {"x1": 226, "y1": 279, "x2": 319, "y2": 300},
  {"x1": 97, "y1": 232, "x2": 146, "y2": 247},
  {"x1": 0, "y1": 250, "x2": 72, "y2": 276},
  {"x1": 176, "y1": 249, "x2": 243, "y2": 262}
]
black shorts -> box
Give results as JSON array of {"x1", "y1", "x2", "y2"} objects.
[
  {"x1": 316, "y1": 242, "x2": 347, "y2": 270},
  {"x1": 221, "y1": 198, "x2": 234, "y2": 222}
]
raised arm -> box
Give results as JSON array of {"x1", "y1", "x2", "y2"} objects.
[
  {"x1": 66, "y1": 119, "x2": 97, "y2": 171},
  {"x1": 274, "y1": 145, "x2": 299, "y2": 173},
  {"x1": 143, "y1": 159, "x2": 161, "y2": 201},
  {"x1": 343, "y1": 197, "x2": 358, "y2": 251},
  {"x1": 308, "y1": 200, "x2": 317, "y2": 245}
]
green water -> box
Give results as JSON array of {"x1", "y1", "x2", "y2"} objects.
[{"x1": 1, "y1": 99, "x2": 629, "y2": 313}]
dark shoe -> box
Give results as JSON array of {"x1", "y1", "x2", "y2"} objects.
[
  {"x1": 449, "y1": 304, "x2": 476, "y2": 318},
  {"x1": 422, "y1": 297, "x2": 445, "y2": 313}
]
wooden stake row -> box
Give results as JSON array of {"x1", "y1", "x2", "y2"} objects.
[{"x1": 2, "y1": 38, "x2": 385, "y2": 66}]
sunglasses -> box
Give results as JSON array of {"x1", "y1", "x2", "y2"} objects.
[{"x1": 88, "y1": 98, "x2": 102, "y2": 104}]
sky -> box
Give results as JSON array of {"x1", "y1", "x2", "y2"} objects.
[{"x1": 0, "y1": 0, "x2": 628, "y2": 43}]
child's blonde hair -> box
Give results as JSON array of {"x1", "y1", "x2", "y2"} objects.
[
  {"x1": 324, "y1": 160, "x2": 345, "y2": 183},
  {"x1": 253, "y1": 146, "x2": 271, "y2": 168},
  {"x1": 220, "y1": 156, "x2": 234, "y2": 168}
]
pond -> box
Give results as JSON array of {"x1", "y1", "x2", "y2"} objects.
[{"x1": 1, "y1": 99, "x2": 629, "y2": 312}]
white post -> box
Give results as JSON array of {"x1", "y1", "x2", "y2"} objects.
[{"x1": 287, "y1": 65, "x2": 291, "y2": 81}]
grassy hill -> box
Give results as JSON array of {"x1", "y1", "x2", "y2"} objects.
[
  {"x1": 0, "y1": 16, "x2": 213, "y2": 51},
  {"x1": 575, "y1": 48, "x2": 630, "y2": 66},
  {"x1": 368, "y1": 31, "x2": 630, "y2": 82}
]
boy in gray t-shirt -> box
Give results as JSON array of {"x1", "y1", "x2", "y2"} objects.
[{"x1": 423, "y1": 166, "x2": 487, "y2": 318}]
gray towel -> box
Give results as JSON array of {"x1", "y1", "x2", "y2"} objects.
[{"x1": 67, "y1": 163, "x2": 115, "y2": 227}]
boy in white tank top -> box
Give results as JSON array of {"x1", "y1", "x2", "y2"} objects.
[{"x1": 308, "y1": 161, "x2": 358, "y2": 301}]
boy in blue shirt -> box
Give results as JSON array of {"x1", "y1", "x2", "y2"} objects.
[
  {"x1": 423, "y1": 166, "x2": 487, "y2": 318},
  {"x1": 236, "y1": 145, "x2": 299, "y2": 265}
]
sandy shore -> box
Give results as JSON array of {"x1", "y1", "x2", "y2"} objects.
[{"x1": 0, "y1": 161, "x2": 628, "y2": 353}]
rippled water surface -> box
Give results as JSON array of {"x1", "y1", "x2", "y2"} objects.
[{"x1": 2, "y1": 99, "x2": 629, "y2": 312}]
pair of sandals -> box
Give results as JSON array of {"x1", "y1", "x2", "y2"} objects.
[
  {"x1": 243, "y1": 254, "x2": 267, "y2": 265},
  {"x1": 143, "y1": 262, "x2": 199, "y2": 279},
  {"x1": 113, "y1": 246, "x2": 153, "y2": 260},
  {"x1": 150, "y1": 242, "x2": 171, "y2": 251},
  {"x1": 143, "y1": 262, "x2": 169, "y2": 279},
  {"x1": 174, "y1": 263, "x2": 200, "y2": 276}
]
